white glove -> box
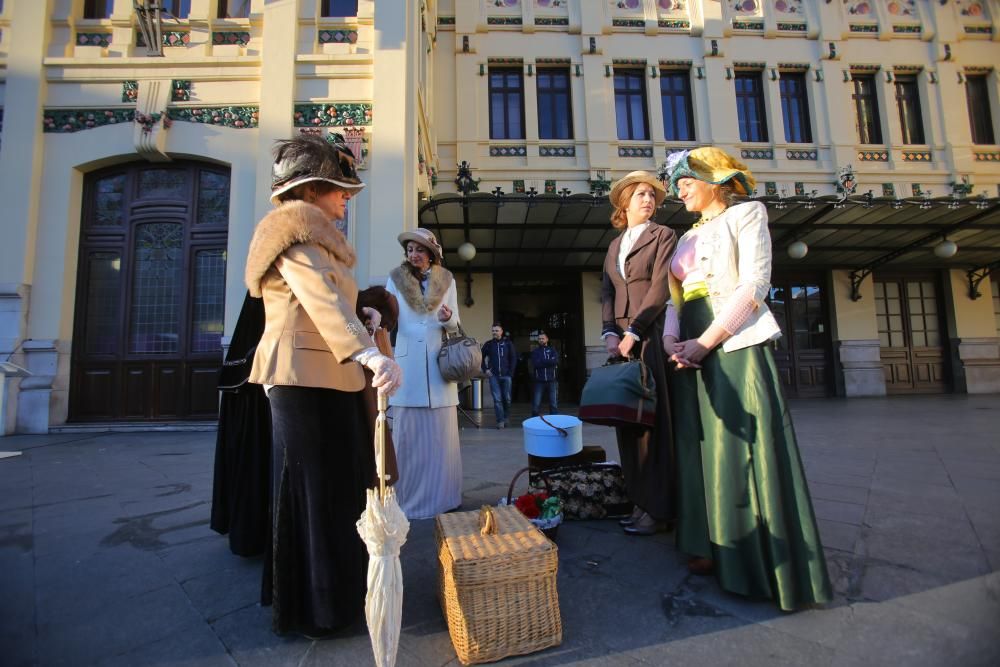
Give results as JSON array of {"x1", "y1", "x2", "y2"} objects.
[
  {"x1": 361, "y1": 306, "x2": 382, "y2": 333},
  {"x1": 363, "y1": 353, "x2": 402, "y2": 396}
]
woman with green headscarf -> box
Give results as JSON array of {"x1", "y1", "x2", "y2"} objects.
[{"x1": 662, "y1": 147, "x2": 831, "y2": 610}]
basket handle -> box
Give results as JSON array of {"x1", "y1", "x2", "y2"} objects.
[
  {"x1": 479, "y1": 505, "x2": 497, "y2": 535},
  {"x1": 505, "y1": 466, "x2": 552, "y2": 505}
]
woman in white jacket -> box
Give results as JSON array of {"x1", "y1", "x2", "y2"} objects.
[
  {"x1": 662, "y1": 147, "x2": 831, "y2": 611},
  {"x1": 386, "y1": 229, "x2": 463, "y2": 519}
]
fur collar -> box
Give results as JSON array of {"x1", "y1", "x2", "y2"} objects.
[
  {"x1": 389, "y1": 263, "x2": 453, "y2": 313},
  {"x1": 244, "y1": 201, "x2": 356, "y2": 297}
]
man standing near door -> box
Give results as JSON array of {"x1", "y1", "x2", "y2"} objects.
[
  {"x1": 530, "y1": 330, "x2": 559, "y2": 417},
  {"x1": 481, "y1": 323, "x2": 516, "y2": 428}
]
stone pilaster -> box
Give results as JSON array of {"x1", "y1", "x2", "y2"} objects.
[
  {"x1": 953, "y1": 338, "x2": 1000, "y2": 394},
  {"x1": 837, "y1": 339, "x2": 887, "y2": 397}
]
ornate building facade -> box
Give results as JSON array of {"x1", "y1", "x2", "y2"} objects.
[{"x1": 0, "y1": 0, "x2": 998, "y2": 432}]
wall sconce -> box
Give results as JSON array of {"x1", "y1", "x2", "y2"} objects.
[
  {"x1": 650, "y1": 66, "x2": 657, "y2": 78},
  {"x1": 827, "y1": 42, "x2": 837, "y2": 60},
  {"x1": 957, "y1": 71, "x2": 965, "y2": 84},
  {"x1": 770, "y1": 68, "x2": 778, "y2": 81},
  {"x1": 479, "y1": 63, "x2": 485, "y2": 76},
  {"x1": 574, "y1": 64, "x2": 582, "y2": 77},
  {"x1": 934, "y1": 238, "x2": 958, "y2": 259},
  {"x1": 815, "y1": 69, "x2": 824, "y2": 82},
  {"x1": 526, "y1": 64, "x2": 534, "y2": 77},
  {"x1": 725, "y1": 67, "x2": 732, "y2": 80},
  {"x1": 457, "y1": 241, "x2": 477, "y2": 263},
  {"x1": 458, "y1": 242, "x2": 477, "y2": 307},
  {"x1": 928, "y1": 71, "x2": 937, "y2": 84},
  {"x1": 885, "y1": 71, "x2": 894, "y2": 83},
  {"x1": 695, "y1": 66, "x2": 704, "y2": 79},
  {"x1": 787, "y1": 240, "x2": 809, "y2": 260},
  {"x1": 605, "y1": 64, "x2": 612, "y2": 77}
]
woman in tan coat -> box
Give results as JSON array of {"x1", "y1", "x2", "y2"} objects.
[
  {"x1": 244, "y1": 135, "x2": 401, "y2": 638},
  {"x1": 601, "y1": 171, "x2": 678, "y2": 535}
]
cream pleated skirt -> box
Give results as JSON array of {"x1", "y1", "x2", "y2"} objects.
[{"x1": 391, "y1": 405, "x2": 462, "y2": 520}]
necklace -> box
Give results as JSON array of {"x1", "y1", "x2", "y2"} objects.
[{"x1": 691, "y1": 206, "x2": 727, "y2": 229}]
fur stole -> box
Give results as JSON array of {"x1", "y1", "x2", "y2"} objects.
[
  {"x1": 244, "y1": 201, "x2": 356, "y2": 297},
  {"x1": 389, "y1": 263, "x2": 453, "y2": 313}
]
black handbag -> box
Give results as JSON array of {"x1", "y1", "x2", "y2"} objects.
[
  {"x1": 529, "y1": 463, "x2": 631, "y2": 520},
  {"x1": 218, "y1": 345, "x2": 256, "y2": 392},
  {"x1": 437, "y1": 324, "x2": 482, "y2": 383}
]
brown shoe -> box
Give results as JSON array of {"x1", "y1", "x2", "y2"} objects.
[
  {"x1": 618, "y1": 506, "x2": 644, "y2": 527},
  {"x1": 623, "y1": 513, "x2": 666, "y2": 536},
  {"x1": 687, "y1": 557, "x2": 715, "y2": 575}
]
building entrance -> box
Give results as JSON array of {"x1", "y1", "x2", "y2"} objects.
[
  {"x1": 69, "y1": 161, "x2": 230, "y2": 421},
  {"x1": 768, "y1": 275, "x2": 833, "y2": 398},
  {"x1": 874, "y1": 275, "x2": 949, "y2": 394},
  {"x1": 492, "y1": 273, "x2": 585, "y2": 405}
]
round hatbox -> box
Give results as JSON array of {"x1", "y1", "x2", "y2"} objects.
[{"x1": 522, "y1": 415, "x2": 583, "y2": 458}]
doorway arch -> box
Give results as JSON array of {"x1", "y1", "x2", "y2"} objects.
[{"x1": 70, "y1": 160, "x2": 230, "y2": 421}]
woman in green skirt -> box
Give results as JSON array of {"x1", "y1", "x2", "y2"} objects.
[{"x1": 661, "y1": 147, "x2": 832, "y2": 611}]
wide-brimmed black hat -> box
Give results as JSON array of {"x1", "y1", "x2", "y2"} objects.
[{"x1": 270, "y1": 133, "x2": 365, "y2": 203}]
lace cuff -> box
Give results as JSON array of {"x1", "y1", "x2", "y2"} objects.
[{"x1": 713, "y1": 284, "x2": 759, "y2": 335}]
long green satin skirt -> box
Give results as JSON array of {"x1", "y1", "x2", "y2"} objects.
[{"x1": 670, "y1": 297, "x2": 832, "y2": 610}]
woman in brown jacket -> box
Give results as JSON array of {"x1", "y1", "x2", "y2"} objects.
[
  {"x1": 244, "y1": 135, "x2": 401, "y2": 638},
  {"x1": 601, "y1": 171, "x2": 677, "y2": 535}
]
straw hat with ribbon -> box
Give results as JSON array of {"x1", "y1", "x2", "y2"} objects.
[
  {"x1": 609, "y1": 170, "x2": 668, "y2": 209},
  {"x1": 663, "y1": 147, "x2": 757, "y2": 197},
  {"x1": 397, "y1": 228, "x2": 444, "y2": 263}
]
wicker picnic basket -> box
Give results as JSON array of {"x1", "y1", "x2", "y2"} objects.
[{"x1": 435, "y1": 504, "x2": 562, "y2": 665}]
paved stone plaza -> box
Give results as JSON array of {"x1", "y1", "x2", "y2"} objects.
[{"x1": 1, "y1": 395, "x2": 998, "y2": 666}]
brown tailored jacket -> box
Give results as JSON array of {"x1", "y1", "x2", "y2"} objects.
[
  {"x1": 601, "y1": 222, "x2": 677, "y2": 339},
  {"x1": 244, "y1": 200, "x2": 374, "y2": 392}
]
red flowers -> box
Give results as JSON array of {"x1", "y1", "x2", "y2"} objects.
[{"x1": 513, "y1": 491, "x2": 549, "y2": 520}]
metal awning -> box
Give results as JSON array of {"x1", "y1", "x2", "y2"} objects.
[{"x1": 418, "y1": 191, "x2": 1000, "y2": 298}]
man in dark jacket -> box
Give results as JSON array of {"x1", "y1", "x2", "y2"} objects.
[
  {"x1": 529, "y1": 330, "x2": 559, "y2": 417},
  {"x1": 481, "y1": 323, "x2": 517, "y2": 428}
]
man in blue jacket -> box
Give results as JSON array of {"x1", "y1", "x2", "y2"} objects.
[
  {"x1": 529, "y1": 330, "x2": 559, "y2": 417},
  {"x1": 481, "y1": 323, "x2": 517, "y2": 428}
]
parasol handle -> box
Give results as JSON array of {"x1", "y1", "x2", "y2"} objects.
[{"x1": 377, "y1": 393, "x2": 388, "y2": 499}]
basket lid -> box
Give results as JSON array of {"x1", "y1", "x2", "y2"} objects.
[
  {"x1": 521, "y1": 415, "x2": 582, "y2": 436},
  {"x1": 437, "y1": 505, "x2": 556, "y2": 563}
]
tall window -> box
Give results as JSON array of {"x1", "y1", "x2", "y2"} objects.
[
  {"x1": 162, "y1": 1, "x2": 191, "y2": 18},
  {"x1": 536, "y1": 68, "x2": 573, "y2": 140},
  {"x1": 322, "y1": 0, "x2": 359, "y2": 17},
  {"x1": 735, "y1": 72, "x2": 768, "y2": 143},
  {"x1": 218, "y1": 0, "x2": 251, "y2": 19},
  {"x1": 993, "y1": 278, "x2": 1000, "y2": 335},
  {"x1": 614, "y1": 70, "x2": 649, "y2": 141},
  {"x1": 894, "y1": 75, "x2": 926, "y2": 145},
  {"x1": 660, "y1": 70, "x2": 695, "y2": 142},
  {"x1": 852, "y1": 73, "x2": 883, "y2": 144},
  {"x1": 779, "y1": 72, "x2": 812, "y2": 143},
  {"x1": 83, "y1": 0, "x2": 114, "y2": 18},
  {"x1": 966, "y1": 75, "x2": 996, "y2": 145},
  {"x1": 489, "y1": 68, "x2": 525, "y2": 140}
]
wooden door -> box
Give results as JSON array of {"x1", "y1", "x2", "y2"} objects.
[
  {"x1": 70, "y1": 162, "x2": 230, "y2": 421},
  {"x1": 768, "y1": 278, "x2": 832, "y2": 398},
  {"x1": 874, "y1": 276, "x2": 949, "y2": 394}
]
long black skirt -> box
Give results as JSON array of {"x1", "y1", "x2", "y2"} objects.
[
  {"x1": 263, "y1": 385, "x2": 375, "y2": 636},
  {"x1": 613, "y1": 316, "x2": 676, "y2": 523}
]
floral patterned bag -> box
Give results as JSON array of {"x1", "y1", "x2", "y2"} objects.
[{"x1": 529, "y1": 463, "x2": 631, "y2": 521}]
